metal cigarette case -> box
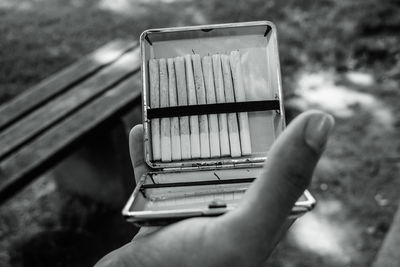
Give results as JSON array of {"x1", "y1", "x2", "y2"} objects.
[{"x1": 122, "y1": 21, "x2": 316, "y2": 226}]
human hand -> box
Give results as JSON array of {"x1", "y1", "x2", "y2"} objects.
[{"x1": 95, "y1": 110, "x2": 334, "y2": 267}]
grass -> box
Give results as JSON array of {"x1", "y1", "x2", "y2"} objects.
[{"x1": 0, "y1": 0, "x2": 399, "y2": 266}]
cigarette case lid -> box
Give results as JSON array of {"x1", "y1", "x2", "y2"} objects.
[{"x1": 140, "y1": 21, "x2": 285, "y2": 170}]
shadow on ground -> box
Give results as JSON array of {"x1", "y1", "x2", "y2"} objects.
[{"x1": 2, "y1": 174, "x2": 138, "y2": 266}]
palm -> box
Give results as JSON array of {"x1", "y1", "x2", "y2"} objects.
[{"x1": 134, "y1": 218, "x2": 221, "y2": 266}]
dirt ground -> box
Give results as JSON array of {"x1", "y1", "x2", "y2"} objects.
[{"x1": 0, "y1": 0, "x2": 399, "y2": 266}]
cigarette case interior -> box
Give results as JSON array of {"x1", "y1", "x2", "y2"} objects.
[{"x1": 123, "y1": 21, "x2": 316, "y2": 226}]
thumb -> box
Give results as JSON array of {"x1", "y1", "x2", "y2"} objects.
[
  {"x1": 220, "y1": 110, "x2": 334, "y2": 252},
  {"x1": 129, "y1": 124, "x2": 150, "y2": 185}
]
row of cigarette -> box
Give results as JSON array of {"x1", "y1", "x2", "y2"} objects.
[{"x1": 149, "y1": 51, "x2": 251, "y2": 162}]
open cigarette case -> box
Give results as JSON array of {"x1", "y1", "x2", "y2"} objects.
[{"x1": 123, "y1": 21, "x2": 316, "y2": 226}]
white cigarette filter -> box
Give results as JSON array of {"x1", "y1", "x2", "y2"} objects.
[
  {"x1": 149, "y1": 59, "x2": 161, "y2": 161},
  {"x1": 192, "y1": 54, "x2": 211, "y2": 158},
  {"x1": 211, "y1": 54, "x2": 231, "y2": 157},
  {"x1": 221, "y1": 54, "x2": 241, "y2": 157},
  {"x1": 202, "y1": 56, "x2": 221, "y2": 158},
  {"x1": 184, "y1": 55, "x2": 201, "y2": 159},
  {"x1": 159, "y1": 58, "x2": 172, "y2": 162},
  {"x1": 173, "y1": 57, "x2": 191, "y2": 160},
  {"x1": 167, "y1": 58, "x2": 182, "y2": 161},
  {"x1": 230, "y1": 51, "x2": 252, "y2": 155}
]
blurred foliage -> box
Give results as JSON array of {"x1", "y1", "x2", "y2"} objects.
[
  {"x1": 0, "y1": 0, "x2": 399, "y2": 266},
  {"x1": 1, "y1": 0, "x2": 399, "y2": 103}
]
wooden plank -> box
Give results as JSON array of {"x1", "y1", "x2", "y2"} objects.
[
  {"x1": 0, "y1": 46, "x2": 141, "y2": 160},
  {"x1": 0, "y1": 39, "x2": 137, "y2": 131},
  {"x1": 0, "y1": 73, "x2": 142, "y2": 203}
]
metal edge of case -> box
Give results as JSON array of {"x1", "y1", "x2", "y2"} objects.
[
  {"x1": 122, "y1": 173, "x2": 317, "y2": 225},
  {"x1": 141, "y1": 20, "x2": 275, "y2": 35},
  {"x1": 139, "y1": 31, "x2": 152, "y2": 167}
]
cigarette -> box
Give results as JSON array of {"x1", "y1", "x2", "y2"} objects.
[
  {"x1": 211, "y1": 54, "x2": 230, "y2": 157},
  {"x1": 159, "y1": 58, "x2": 172, "y2": 162},
  {"x1": 202, "y1": 55, "x2": 221, "y2": 158},
  {"x1": 192, "y1": 54, "x2": 210, "y2": 158},
  {"x1": 173, "y1": 57, "x2": 191, "y2": 160},
  {"x1": 184, "y1": 55, "x2": 201, "y2": 159},
  {"x1": 230, "y1": 51, "x2": 252, "y2": 155},
  {"x1": 167, "y1": 58, "x2": 182, "y2": 161},
  {"x1": 149, "y1": 59, "x2": 161, "y2": 161},
  {"x1": 221, "y1": 54, "x2": 241, "y2": 157}
]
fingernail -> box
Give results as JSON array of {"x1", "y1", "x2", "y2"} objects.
[{"x1": 304, "y1": 113, "x2": 335, "y2": 153}]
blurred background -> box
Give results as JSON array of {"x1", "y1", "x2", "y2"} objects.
[{"x1": 0, "y1": 0, "x2": 399, "y2": 266}]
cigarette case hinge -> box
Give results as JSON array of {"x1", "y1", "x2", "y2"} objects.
[{"x1": 163, "y1": 162, "x2": 264, "y2": 173}]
